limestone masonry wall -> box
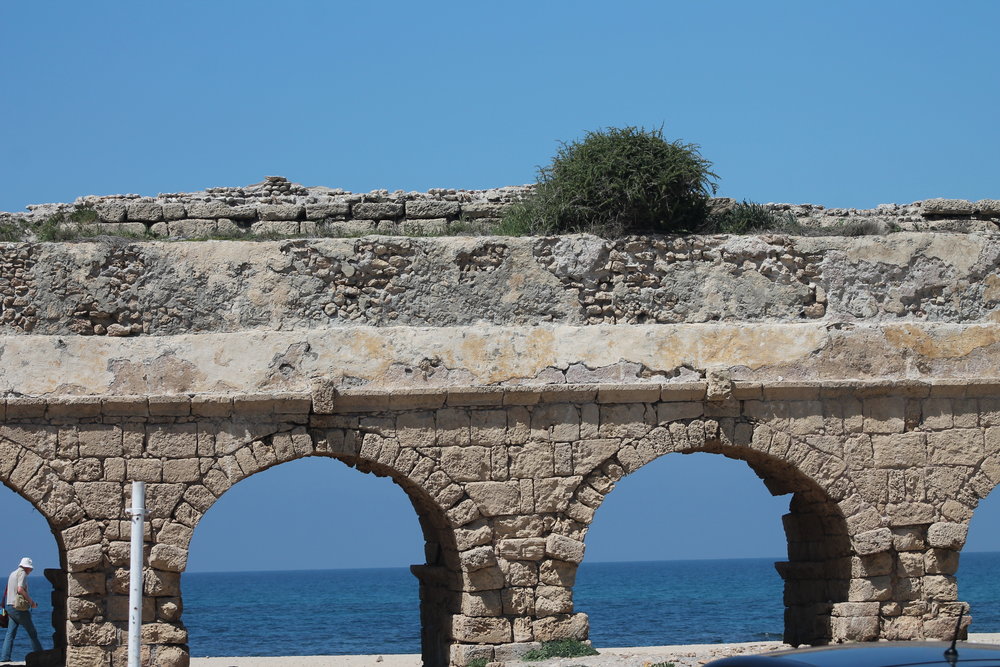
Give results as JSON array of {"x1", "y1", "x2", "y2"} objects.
[{"x1": 3, "y1": 180, "x2": 1000, "y2": 666}]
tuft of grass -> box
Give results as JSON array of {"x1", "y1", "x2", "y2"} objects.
[
  {"x1": 522, "y1": 639, "x2": 599, "y2": 661},
  {"x1": 0, "y1": 218, "x2": 28, "y2": 242},
  {"x1": 36, "y1": 213, "x2": 83, "y2": 241},
  {"x1": 703, "y1": 201, "x2": 789, "y2": 234},
  {"x1": 68, "y1": 207, "x2": 98, "y2": 224},
  {"x1": 466, "y1": 659, "x2": 489, "y2": 667}
]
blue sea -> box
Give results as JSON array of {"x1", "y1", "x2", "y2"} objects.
[{"x1": 16, "y1": 553, "x2": 1000, "y2": 658}]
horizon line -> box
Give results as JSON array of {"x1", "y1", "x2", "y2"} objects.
[{"x1": 184, "y1": 550, "x2": 1000, "y2": 575}]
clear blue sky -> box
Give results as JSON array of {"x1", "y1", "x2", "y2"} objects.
[
  {"x1": 3, "y1": 1, "x2": 1000, "y2": 575},
  {"x1": 2, "y1": 1, "x2": 999, "y2": 213}
]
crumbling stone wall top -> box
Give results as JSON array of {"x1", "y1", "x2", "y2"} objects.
[{"x1": 2, "y1": 178, "x2": 999, "y2": 239}]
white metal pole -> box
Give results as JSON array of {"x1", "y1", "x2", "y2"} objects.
[{"x1": 127, "y1": 481, "x2": 146, "y2": 667}]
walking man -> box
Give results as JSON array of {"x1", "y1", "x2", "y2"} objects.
[{"x1": 1, "y1": 557, "x2": 43, "y2": 662}]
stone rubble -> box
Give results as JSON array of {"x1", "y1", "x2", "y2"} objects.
[{"x1": 2, "y1": 177, "x2": 998, "y2": 239}]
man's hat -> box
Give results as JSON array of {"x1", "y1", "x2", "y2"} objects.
[{"x1": 18, "y1": 557, "x2": 33, "y2": 569}]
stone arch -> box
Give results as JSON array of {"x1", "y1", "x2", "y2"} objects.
[
  {"x1": 563, "y1": 415, "x2": 854, "y2": 647},
  {"x1": 943, "y1": 441, "x2": 1000, "y2": 634},
  {"x1": 0, "y1": 428, "x2": 81, "y2": 665},
  {"x1": 169, "y1": 422, "x2": 464, "y2": 666}
]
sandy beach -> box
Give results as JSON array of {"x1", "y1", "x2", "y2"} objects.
[{"x1": 189, "y1": 633, "x2": 1000, "y2": 667}]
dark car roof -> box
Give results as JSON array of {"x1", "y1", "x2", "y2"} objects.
[{"x1": 706, "y1": 642, "x2": 1000, "y2": 667}]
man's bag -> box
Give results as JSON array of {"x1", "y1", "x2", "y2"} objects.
[
  {"x1": 0, "y1": 608, "x2": 8, "y2": 628},
  {"x1": 13, "y1": 593, "x2": 28, "y2": 611}
]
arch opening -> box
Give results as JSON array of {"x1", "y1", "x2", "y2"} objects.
[
  {"x1": 958, "y1": 479, "x2": 1000, "y2": 633},
  {"x1": 0, "y1": 481, "x2": 65, "y2": 664},
  {"x1": 183, "y1": 448, "x2": 460, "y2": 664},
  {"x1": 574, "y1": 428, "x2": 851, "y2": 648}
]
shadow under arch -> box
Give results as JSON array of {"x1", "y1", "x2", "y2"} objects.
[
  {"x1": 180, "y1": 428, "x2": 462, "y2": 666},
  {"x1": 567, "y1": 419, "x2": 853, "y2": 647}
]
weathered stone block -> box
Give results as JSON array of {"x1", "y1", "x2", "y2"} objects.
[
  {"x1": 77, "y1": 425, "x2": 123, "y2": 458},
  {"x1": 68, "y1": 572, "x2": 106, "y2": 596},
  {"x1": 96, "y1": 202, "x2": 127, "y2": 222},
  {"x1": 924, "y1": 574, "x2": 958, "y2": 600},
  {"x1": 599, "y1": 403, "x2": 648, "y2": 439},
  {"x1": 532, "y1": 613, "x2": 588, "y2": 641},
  {"x1": 63, "y1": 520, "x2": 103, "y2": 549},
  {"x1": 510, "y1": 442, "x2": 554, "y2": 479},
  {"x1": 465, "y1": 482, "x2": 520, "y2": 516},
  {"x1": 847, "y1": 575, "x2": 892, "y2": 601},
  {"x1": 499, "y1": 559, "x2": 538, "y2": 587},
  {"x1": 145, "y1": 569, "x2": 181, "y2": 596},
  {"x1": 74, "y1": 482, "x2": 123, "y2": 519},
  {"x1": 455, "y1": 520, "x2": 493, "y2": 552},
  {"x1": 405, "y1": 200, "x2": 460, "y2": 219},
  {"x1": 257, "y1": 204, "x2": 304, "y2": 221},
  {"x1": 977, "y1": 199, "x2": 1000, "y2": 215},
  {"x1": 872, "y1": 433, "x2": 926, "y2": 468},
  {"x1": 165, "y1": 219, "x2": 217, "y2": 238},
  {"x1": 882, "y1": 615, "x2": 922, "y2": 640},
  {"x1": 498, "y1": 538, "x2": 546, "y2": 561},
  {"x1": 147, "y1": 424, "x2": 198, "y2": 458},
  {"x1": 460, "y1": 590, "x2": 502, "y2": 616},
  {"x1": 161, "y1": 202, "x2": 187, "y2": 220},
  {"x1": 925, "y1": 548, "x2": 960, "y2": 574},
  {"x1": 67, "y1": 544, "x2": 105, "y2": 574},
  {"x1": 535, "y1": 585, "x2": 573, "y2": 616},
  {"x1": 187, "y1": 201, "x2": 231, "y2": 219},
  {"x1": 127, "y1": 459, "x2": 162, "y2": 483},
  {"x1": 460, "y1": 546, "x2": 498, "y2": 572},
  {"x1": 892, "y1": 526, "x2": 926, "y2": 552},
  {"x1": 831, "y1": 615, "x2": 879, "y2": 641},
  {"x1": 545, "y1": 534, "x2": 585, "y2": 563},
  {"x1": 496, "y1": 640, "x2": 540, "y2": 660},
  {"x1": 922, "y1": 198, "x2": 975, "y2": 216},
  {"x1": 853, "y1": 528, "x2": 892, "y2": 555},
  {"x1": 141, "y1": 622, "x2": 188, "y2": 644},
  {"x1": 446, "y1": 499, "x2": 481, "y2": 527},
  {"x1": 451, "y1": 615, "x2": 512, "y2": 643},
  {"x1": 127, "y1": 201, "x2": 163, "y2": 222},
  {"x1": 149, "y1": 544, "x2": 188, "y2": 572},
  {"x1": 305, "y1": 202, "x2": 351, "y2": 220},
  {"x1": 539, "y1": 559, "x2": 577, "y2": 586},
  {"x1": 927, "y1": 522, "x2": 967, "y2": 549},
  {"x1": 352, "y1": 202, "x2": 403, "y2": 220},
  {"x1": 162, "y1": 458, "x2": 200, "y2": 483},
  {"x1": 441, "y1": 446, "x2": 489, "y2": 481},
  {"x1": 152, "y1": 644, "x2": 189, "y2": 667},
  {"x1": 886, "y1": 501, "x2": 935, "y2": 526},
  {"x1": 66, "y1": 645, "x2": 111, "y2": 666},
  {"x1": 450, "y1": 643, "x2": 494, "y2": 666},
  {"x1": 534, "y1": 476, "x2": 580, "y2": 513},
  {"x1": 501, "y1": 587, "x2": 534, "y2": 615},
  {"x1": 103, "y1": 541, "x2": 130, "y2": 567},
  {"x1": 864, "y1": 398, "x2": 906, "y2": 433},
  {"x1": 927, "y1": 429, "x2": 984, "y2": 466}
]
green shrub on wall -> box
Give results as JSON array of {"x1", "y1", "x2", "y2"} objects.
[{"x1": 499, "y1": 126, "x2": 718, "y2": 237}]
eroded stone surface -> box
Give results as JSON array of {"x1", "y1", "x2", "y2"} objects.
[{"x1": 0, "y1": 226, "x2": 997, "y2": 665}]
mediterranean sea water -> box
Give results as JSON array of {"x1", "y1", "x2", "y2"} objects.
[{"x1": 16, "y1": 552, "x2": 1000, "y2": 658}]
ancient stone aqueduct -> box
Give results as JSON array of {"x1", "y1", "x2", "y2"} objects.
[{"x1": 3, "y1": 179, "x2": 1000, "y2": 665}]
